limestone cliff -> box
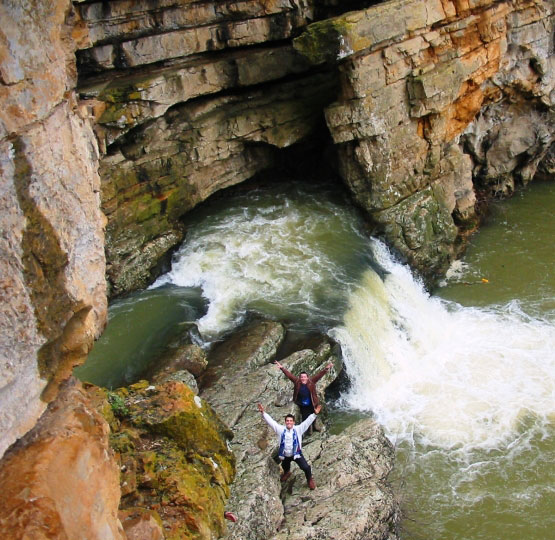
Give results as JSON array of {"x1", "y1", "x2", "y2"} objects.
[
  {"x1": 0, "y1": 0, "x2": 107, "y2": 459},
  {"x1": 75, "y1": 0, "x2": 340, "y2": 296},
  {"x1": 294, "y1": 0, "x2": 554, "y2": 278},
  {"x1": 73, "y1": 0, "x2": 553, "y2": 294}
]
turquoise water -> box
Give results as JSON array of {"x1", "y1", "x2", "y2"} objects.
[{"x1": 74, "y1": 286, "x2": 206, "y2": 388}]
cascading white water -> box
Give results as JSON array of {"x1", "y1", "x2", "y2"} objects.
[
  {"x1": 86, "y1": 178, "x2": 553, "y2": 539},
  {"x1": 153, "y1": 182, "x2": 554, "y2": 456},
  {"x1": 331, "y1": 239, "x2": 555, "y2": 451},
  {"x1": 152, "y1": 183, "x2": 372, "y2": 340}
]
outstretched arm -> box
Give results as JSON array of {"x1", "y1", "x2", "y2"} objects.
[
  {"x1": 311, "y1": 362, "x2": 333, "y2": 384},
  {"x1": 274, "y1": 361, "x2": 297, "y2": 383},
  {"x1": 257, "y1": 403, "x2": 283, "y2": 435}
]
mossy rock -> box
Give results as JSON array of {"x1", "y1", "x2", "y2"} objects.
[
  {"x1": 87, "y1": 380, "x2": 236, "y2": 539},
  {"x1": 293, "y1": 18, "x2": 355, "y2": 64}
]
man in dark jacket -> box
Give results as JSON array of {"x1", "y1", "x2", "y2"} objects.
[{"x1": 275, "y1": 360, "x2": 333, "y2": 422}]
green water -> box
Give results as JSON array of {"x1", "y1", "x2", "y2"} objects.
[
  {"x1": 76, "y1": 180, "x2": 373, "y2": 388},
  {"x1": 74, "y1": 286, "x2": 206, "y2": 388},
  {"x1": 76, "y1": 177, "x2": 554, "y2": 539},
  {"x1": 395, "y1": 180, "x2": 555, "y2": 540},
  {"x1": 438, "y1": 180, "x2": 555, "y2": 316}
]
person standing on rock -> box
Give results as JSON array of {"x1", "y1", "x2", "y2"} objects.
[
  {"x1": 257, "y1": 403, "x2": 320, "y2": 489},
  {"x1": 274, "y1": 360, "x2": 333, "y2": 423}
]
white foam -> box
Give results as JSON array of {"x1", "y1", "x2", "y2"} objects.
[
  {"x1": 152, "y1": 188, "x2": 369, "y2": 340},
  {"x1": 332, "y1": 240, "x2": 555, "y2": 451}
]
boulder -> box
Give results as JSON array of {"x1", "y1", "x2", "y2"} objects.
[
  {"x1": 197, "y1": 319, "x2": 398, "y2": 540},
  {"x1": 0, "y1": 379, "x2": 124, "y2": 540},
  {"x1": 96, "y1": 378, "x2": 236, "y2": 540}
]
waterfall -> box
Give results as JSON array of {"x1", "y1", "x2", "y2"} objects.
[{"x1": 331, "y1": 239, "x2": 555, "y2": 451}]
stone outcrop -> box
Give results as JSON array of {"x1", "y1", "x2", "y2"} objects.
[
  {"x1": 0, "y1": 0, "x2": 107, "y2": 458},
  {"x1": 198, "y1": 320, "x2": 398, "y2": 540},
  {"x1": 0, "y1": 379, "x2": 124, "y2": 540},
  {"x1": 293, "y1": 0, "x2": 554, "y2": 279},
  {"x1": 89, "y1": 374, "x2": 237, "y2": 540}
]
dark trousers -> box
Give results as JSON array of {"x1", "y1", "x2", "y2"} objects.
[
  {"x1": 299, "y1": 404, "x2": 315, "y2": 423},
  {"x1": 281, "y1": 454, "x2": 312, "y2": 480}
]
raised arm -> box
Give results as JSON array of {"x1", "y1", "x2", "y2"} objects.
[
  {"x1": 257, "y1": 403, "x2": 283, "y2": 435},
  {"x1": 311, "y1": 362, "x2": 333, "y2": 384},
  {"x1": 275, "y1": 361, "x2": 297, "y2": 383}
]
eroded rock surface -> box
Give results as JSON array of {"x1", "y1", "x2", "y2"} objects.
[
  {"x1": 0, "y1": 0, "x2": 107, "y2": 458},
  {"x1": 293, "y1": 0, "x2": 554, "y2": 279},
  {"x1": 198, "y1": 320, "x2": 398, "y2": 540},
  {"x1": 0, "y1": 379, "x2": 123, "y2": 540},
  {"x1": 91, "y1": 376, "x2": 236, "y2": 540}
]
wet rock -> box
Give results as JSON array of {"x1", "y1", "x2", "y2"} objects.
[
  {"x1": 293, "y1": 0, "x2": 554, "y2": 280},
  {"x1": 197, "y1": 319, "x2": 397, "y2": 540},
  {"x1": 148, "y1": 338, "x2": 208, "y2": 384}
]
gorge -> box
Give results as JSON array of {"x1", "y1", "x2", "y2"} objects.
[{"x1": 1, "y1": 0, "x2": 553, "y2": 539}]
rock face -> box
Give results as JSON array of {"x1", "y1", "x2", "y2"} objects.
[
  {"x1": 293, "y1": 0, "x2": 554, "y2": 279},
  {"x1": 199, "y1": 320, "x2": 399, "y2": 540},
  {"x1": 71, "y1": 0, "x2": 554, "y2": 295},
  {"x1": 0, "y1": 379, "x2": 124, "y2": 540},
  {"x1": 90, "y1": 375, "x2": 237, "y2": 540},
  {"x1": 0, "y1": 0, "x2": 107, "y2": 458},
  {"x1": 74, "y1": 0, "x2": 339, "y2": 296}
]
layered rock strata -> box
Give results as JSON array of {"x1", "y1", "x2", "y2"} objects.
[
  {"x1": 74, "y1": 0, "x2": 340, "y2": 296},
  {"x1": 294, "y1": 0, "x2": 554, "y2": 279},
  {"x1": 74, "y1": 0, "x2": 554, "y2": 296},
  {"x1": 0, "y1": 0, "x2": 107, "y2": 458}
]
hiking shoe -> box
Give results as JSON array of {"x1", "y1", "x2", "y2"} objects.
[
  {"x1": 308, "y1": 477, "x2": 316, "y2": 490},
  {"x1": 280, "y1": 471, "x2": 292, "y2": 482}
]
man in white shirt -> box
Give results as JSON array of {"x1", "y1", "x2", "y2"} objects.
[{"x1": 257, "y1": 402, "x2": 321, "y2": 489}]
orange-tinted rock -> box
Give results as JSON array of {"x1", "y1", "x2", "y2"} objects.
[
  {"x1": 0, "y1": 380, "x2": 123, "y2": 540},
  {"x1": 120, "y1": 507, "x2": 164, "y2": 540}
]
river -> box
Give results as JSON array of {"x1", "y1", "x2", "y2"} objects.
[{"x1": 76, "y1": 178, "x2": 554, "y2": 539}]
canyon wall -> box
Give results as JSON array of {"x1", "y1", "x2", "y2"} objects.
[
  {"x1": 295, "y1": 0, "x2": 554, "y2": 278},
  {"x1": 0, "y1": 0, "x2": 552, "y2": 539},
  {"x1": 75, "y1": 0, "x2": 553, "y2": 294},
  {"x1": 0, "y1": 0, "x2": 107, "y2": 459}
]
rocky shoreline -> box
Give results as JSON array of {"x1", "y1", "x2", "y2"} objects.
[{"x1": 105, "y1": 319, "x2": 399, "y2": 540}]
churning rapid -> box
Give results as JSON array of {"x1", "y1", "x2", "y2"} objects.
[
  {"x1": 152, "y1": 182, "x2": 374, "y2": 339},
  {"x1": 154, "y1": 180, "x2": 554, "y2": 454},
  {"x1": 331, "y1": 239, "x2": 554, "y2": 451},
  {"x1": 84, "y1": 178, "x2": 554, "y2": 539}
]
